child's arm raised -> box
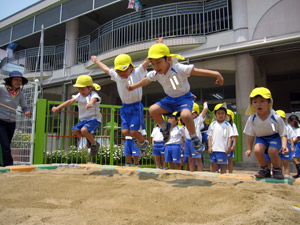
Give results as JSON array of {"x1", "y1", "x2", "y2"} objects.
[
  {"x1": 190, "y1": 67, "x2": 224, "y2": 85},
  {"x1": 91, "y1": 56, "x2": 110, "y2": 75},
  {"x1": 201, "y1": 102, "x2": 208, "y2": 118},
  {"x1": 127, "y1": 77, "x2": 152, "y2": 91},
  {"x1": 52, "y1": 98, "x2": 76, "y2": 113}
]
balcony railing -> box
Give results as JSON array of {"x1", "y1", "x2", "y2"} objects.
[{"x1": 8, "y1": 0, "x2": 232, "y2": 73}]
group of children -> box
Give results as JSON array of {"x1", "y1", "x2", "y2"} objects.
[{"x1": 3, "y1": 37, "x2": 299, "y2": 180}]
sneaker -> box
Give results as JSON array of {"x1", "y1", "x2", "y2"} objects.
[
  {"x1": 135, "y1": 164, "x2": 140, "y2": 168},
  {"x1": 90, "y1": 142, "x2": 100, "y2": 157},
  {"x1": 126, "y1": 163, "x2": 131, "y2": 167},
  {"x1": 139, "y1": 140, "x2": 149, "y2": 157},
  {"x1": 160, "y1": 122, "x2": 174, "y2": 143},
  {"x1": 272, "y1": 168, "x2": 284, "y2": 179},
  {"x1": 255, "y1": 167, "x2": 271, "y2": 178},
  {"x1": 163, "y1": 167, "x2": 168, "y2": 170},
  {"x1": 86, "y1": 139, "x2": 91, "y2": 148},
  {"x1": 191, "y1": 136, "x2": 205, "y2": 153}
]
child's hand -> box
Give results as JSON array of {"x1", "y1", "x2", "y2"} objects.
[
  {"x1": 230, "y1": 146, "x2": 235, "y2": 152},
  {"x1": 245, "y1": 149, "x2": 252, "y2": 157},
  {"x1": 52, "y1": 107, "x2": 59, "y2": 114},
  {"x1": 291, "y1": 147, "x2": 295, "y2": 152},
  {"x1": 127, "y1": 85, "x2": 135, "y2": 91},
  {"x1": 203, "y1": 102, "x2": 208, "y2": 108},
  {"x1": 282, "y1": 146, "x2": 289, "y2": 155},
  {"x1": 156, "y1": 37, "x2": 163, "y2": 43},
  {"x1": 226, "y1": 147, "x2": 231, "y2": 154},
  {"x1": 25, "y1": 111, "x2": 31, "y2": 117},
  {"x1": 215, "y1": 73, "x2": 224, "y2": 85},
  {"x1": 208, "y1": 147, "x2": 213, "y2": 154},
  {"x1": 86, "y1": 103, "x2": 93, "y2": 109},
  {"x1": 91, "y1": 55, "x2": 97, "y2": 62}
]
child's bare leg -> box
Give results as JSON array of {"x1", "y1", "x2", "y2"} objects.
[
  {"x1": 155, "y1": 155, "x2": 161, "y2": 168},
  {"x1": 130, "y1": 130, "x2": 144, "y2": 143},
  {"x1": 188, "y1": 157, "x2": 195, "y2": 172},
  {"x1": 268, "y1": 147, "x2": 281, "y2": 168},
  {"x1": 149, "y1": 104, "x2": 169, "y2": 126},
  {"x1": 176, "y1": 163, "x2": 182, "y2": 170},
  {"x1": 133, "y1": 156, "x2": 139, "y2": 165},
  {"x1": 196, "y1": 158, "x2": 203, "y2": 171},
  {"x1": 122, "y1": 129, "x2": 130, "y2": 137},
  {"x1": 254, "y1": 143, "x2": 268, "y2": 167},
  {"x1": 78, "y1": 128, "x2": 95, "y2": 145},
  {"x1": 126, "y1": 155, "x2": 132, "y2": 164},
  {"x1": 220, "y1": 164, "x2": 227, "y2": 174},
  {"x1": 72, "y1": 129, "x2": 84, "y2": 137},
  {"x1": 282, "y1": 159, "x2": 290, "y2": 175},
  {"x1": 180, "y1": 109, "x2": 195, "y2": 135},
  {"x1": 228, "y1": 157, "x2": 233, "y2": 173},
  {"x1": 169, "y1": 162, "x2": 174, "y2": 169},
  {"x1": 162, "y1": 156, "x2": 168, "y2": 168},
  {"x1": 210, "y1": 162, "x2": 218, "y2": 172}
]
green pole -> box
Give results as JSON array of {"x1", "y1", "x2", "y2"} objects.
[
  {"x1": 33, "y1": 99, "x2": 47, "y2": 164},
  {"x1": 109, "y1": 107, "x2": 115, "y2": 165},
  {"x1": 235, "y1": 113, "x2": 243, "y2": 162}
]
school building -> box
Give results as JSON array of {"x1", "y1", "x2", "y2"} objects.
[{"x1": 0, "y1": 0, "x2": 300, "y2": 163}]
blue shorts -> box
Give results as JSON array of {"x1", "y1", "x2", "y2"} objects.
[
  {"x1": 124, "y1": 139, "x2": 140, "y2": 156},
  {"x1": 227, "y1": 151, "x2": 235, "y2": 158},
  {"x1": 165, "y1": 144, "x2": 181, "y2": 163},
  {"x1": 155, "y1": 92, "x2": 194, "y2": 115},
  {"x1": 293, "y1": 142, "x2": 300, "y2": 158},
  {"x1": 255, "y1": 134, "x2": 282, "y2": 152},
  {"x1": 279, "y1": 142, "x2": 293, "y2": 160},
  {"x1": 120, "y1": 101, "x2": 145, "y2": 131},
  {"x1": 209, "y1": 152, "x2": 228, "y2": 164},
  {"x1": 152, "y1": 141, "x2": 165, "y2": 156},
  {"x1": 72, "y1": 119, "x2": 101, "y2": 134},
  {"x1": 184, "y1": 139, "x2": 201, "y2": 158}
]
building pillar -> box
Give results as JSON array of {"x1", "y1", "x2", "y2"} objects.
[
  {"x1": 64, "y1": 18, "x2": 79, "y2": 70},
  {"x1": 232, "y1": 0, "x2": 256, "y2": 162}
]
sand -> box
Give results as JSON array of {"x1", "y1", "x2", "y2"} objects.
[{"x1": 0, "y1": 166, "x2": 300, "y2": 225}]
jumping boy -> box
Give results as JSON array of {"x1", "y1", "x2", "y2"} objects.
[
  {"x1": 127, "y1": 42, "x2": 223, "y2": 153},
  {"x1": 52, "y1": 75, "x2": 101, "y2": 157},
  {"x1": 244, "y1": 87, "x2": 288, "y2": 179},
  {"x1": 91, "y1": 54, "x2": 149, "y2": 156}
]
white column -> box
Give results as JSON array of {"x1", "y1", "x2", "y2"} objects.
[
  {"x1": 232, "y1": 0, "x2": 256, "y2": 162},
  {"x1": 64, "y1": 18, "x2": 79, "y2": 69}
]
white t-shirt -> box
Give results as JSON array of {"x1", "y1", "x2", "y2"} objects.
[
  {"x1": 185, "y1": 115, "x2": 205, "y2": 140},
  {"x1": 286, "y1": 124, "x2": 296, "y2": 141},
  {"x1": 166, "y1": 125, "x2": 185, "y2": 145},
  {"x1": 207, "y1": 121, "x2": 234, "y2": 152},
  {"x1": 151, "y1": 126, "x2": 164, "y2": 142},
  {"x1": 292, "y1": 126, "x2": 300, "y2": 142},
  {"x1": 109, "y1": 64, "x2": 146, "y2": 104},
  {"x1": 147, "y1": 62, "x2": 194, "y2": 98},
  {"x1": 72, "y1": 92, "x2": 101, "y2": 122},
  {"x1": 243, "y1": 110, "x2": 287, "y2": 137},
  {"x1": 231, "y1": 123, "x2": 239, "y2": 137}
]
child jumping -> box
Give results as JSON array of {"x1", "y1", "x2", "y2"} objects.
[
  {"x1": 91, "y1": 54, "x2": 149, "y2": 156},
  {"x1": 52, "y1": 75, "x2": 101, "y2": 157},
  {"x1": 127, "y1": 42, "x2": 223, "y2": 153},
  {"x1": 244, "y1": 87, "x2": 288, "y2": 179},
  {"x1": 207, "y1": 103, "x2": 233, "y2": 174}
]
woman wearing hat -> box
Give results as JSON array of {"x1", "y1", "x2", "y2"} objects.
[{"x1": 0, "y1": 71, "x2": 31, "y2": 167}]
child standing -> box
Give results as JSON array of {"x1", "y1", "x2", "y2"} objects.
[
  {"x1": 275, "y1": 110, "x2": 296, "y2": 177},
  {"x1": 227, "y1": 109, "x2": 239, "y2": 173},
  {"x1": 127, "y1": 43, "x2": 223, "y2": 153},
  {"x1": 244, "y1": 87, "x2": 288, "y2": 179},
  {"x1": 207, "y1": 103, "x2": 233, "y2": 174},
  {"x1": 164, "y1": 112, "x2": 185, "y2": 170},
  {"x1": 0, "y1": 71, "x2": 31, "y2": 166},
  {"x1": 151, "y1": 124, "x2": 167, "y2": 169},
  {"x1": 184, "y1": 102, "x2": 208, "y2": 172},
  {"x1": 52, "y1": 75, "x2": 101, "y2": 157},
  {"x1": 288, "y1": 115, "x2": 300, "y2": 178},
  {"x1": 91, "y1": 54, "x2": 149, "y2": 156}
]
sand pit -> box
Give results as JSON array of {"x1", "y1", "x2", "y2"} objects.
[{"x1": 0, "y1": 166, "x2": 300, "y2": 225}]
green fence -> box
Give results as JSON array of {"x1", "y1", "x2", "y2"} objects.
[{"x1": 33, "y1": 99, "x2": 243, "y2": 167}]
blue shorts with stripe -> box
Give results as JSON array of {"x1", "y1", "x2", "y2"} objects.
[
  {"x1": 184, "y1": 139, "x2": 201, "y2": 158},
  {"x1": 72, "y1": 119, "x2": 101, "y2": 134},
  {"x1": 209, "y1": 152, "x2": 228, "y2": 164},
  {"x1": 152, "y1": 141, "x2": 165, "y2": 156},
  {"x1": 124, "y1": 139, "x2": 140, "y2": 156},
  {"x1": 120, "y1": 101, "x2": 145, "y2": 131},
  {"x1": 165, "y1": 144, "x2": 182, "y2": 163}
]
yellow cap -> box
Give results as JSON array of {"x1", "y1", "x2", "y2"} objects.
[
  {"x1": 245, "y1": 87, "x2": 273, "y2": 115},
  {"x1": 114, "y1": 54, "x2": 134, "y2": 71},
  {"x1": 147, "y1": 43, "x2": 185, "y2": 60},
  {"x1": 276, "y1": 110, "x2": 286, "y2": 119},
  {"x1": 249, "y1": 87, "x2": 272, "y2": 99},
  {"x1": 73, "y1": 75, "x2": 101, "y2": 91},
  {"x1": 227, "y1": 109, "x2": 235, "y2": 123},
  {"x1": 192, "y1": 103, "x2": 200, "y2": 114},
  {"x1": 214, "y1": 103, "x2": 227, "y2": 111}
]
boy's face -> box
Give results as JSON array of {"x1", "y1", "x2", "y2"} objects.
[
  {"x1": 168, "y1": 116, "x2": 177, "y2": 125},
  {"x1": 77, "y1": 86, "x2": 91, "y2": 97},
  {"x1": 116, "y1": 67, "x2": 132, "y2": 79},
  {"x1": 215, "y1": 109, "x2": 226, "y2": 123},
  {"x1": 149, "y1": 57, "x2": 171, "y2": 74},
  {"x1": 192, "y1": 112, "x2": 198, "y2": 119},
  {"x1": 251, "y1": 96, "x2": 271, "y2": 115}
]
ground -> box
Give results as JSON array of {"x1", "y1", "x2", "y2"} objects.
[{"x1": 0, "y1": 166, "x2": 300, "y2": 225}]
